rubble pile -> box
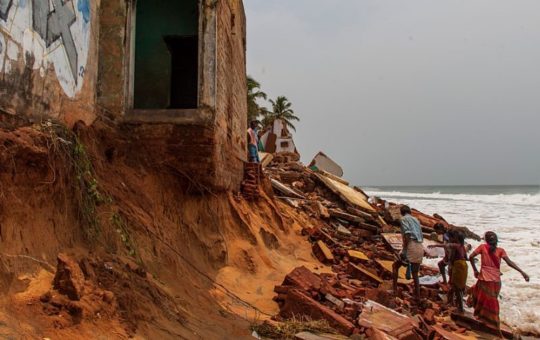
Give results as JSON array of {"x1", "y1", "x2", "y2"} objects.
[{"x1": 261, "y1": 153, "x2": 511, "y2": 339}]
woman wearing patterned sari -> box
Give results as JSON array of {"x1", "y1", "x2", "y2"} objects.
[{"x1": 469, "y1": 231, "x2": 529, "y2": 328}]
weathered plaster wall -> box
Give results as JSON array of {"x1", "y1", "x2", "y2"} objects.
[
  {"x1": 0, "y1": 0, "x2": 98, "y2": 126},
  {"x1": 96, "y1": 0, "x2": 128, "y2": 115},
  {"x1": 213, "y1": 0, "x2": 247, "y2": 189}
]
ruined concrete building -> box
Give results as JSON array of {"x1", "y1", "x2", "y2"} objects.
[{"x1": 0, "y1": 0, "x2": 247, "y2": 190}]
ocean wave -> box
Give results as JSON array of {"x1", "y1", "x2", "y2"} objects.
[{"x1": 366, "y1": 190, "x2": 540, "y2": 207}]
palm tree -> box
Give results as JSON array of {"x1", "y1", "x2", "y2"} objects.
[
  {"x1": 247, "y1": 76, "x2": 267, "y2": 123},
  {"x1": 266, "y1": 96, "x2": 300, "y2": 132}
]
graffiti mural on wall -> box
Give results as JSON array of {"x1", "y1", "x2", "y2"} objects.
[
  {"x1": 0, "y1": 0, "x2": 13, "y2": 21},
  {"x1": 0, "y1": 0, "x2": 90, "y2": 98}
]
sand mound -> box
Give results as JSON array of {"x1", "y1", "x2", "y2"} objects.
[{"x1": 0, "y1": 119, "x2": 321, "y2": 339}]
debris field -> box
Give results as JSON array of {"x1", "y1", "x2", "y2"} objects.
[{"x1": 252, "y1": 152, "x2": 518, "y2": 340}]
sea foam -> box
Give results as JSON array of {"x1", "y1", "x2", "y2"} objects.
[{"x1": 367, "y1": 187, "x2": 540, "y2": 334}]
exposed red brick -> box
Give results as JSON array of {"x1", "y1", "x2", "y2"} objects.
[
  {"x1": 423, "y1": 309, "x2": 435, "y2": 325},
  {"x1": 282, "y1": 266, "x2": 321, "y2": 292}
]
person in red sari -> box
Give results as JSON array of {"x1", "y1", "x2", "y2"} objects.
[{"x1": 469, "y1": 231, "x2": 529, "y2": 328}]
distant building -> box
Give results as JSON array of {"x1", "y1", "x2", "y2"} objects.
[
  {"x1": 0, "y1": 0, "x2": 247, "y2": 190},
  {"x1": 260, "y1": 119, "x2": 299, "y2": 155}
]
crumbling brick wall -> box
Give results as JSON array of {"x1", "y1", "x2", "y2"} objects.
[{"x1": 213, "y1": 0, "x2": 248, "y2": 190}]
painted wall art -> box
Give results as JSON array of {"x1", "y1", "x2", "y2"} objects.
[{"x1": 0, "y1": 0, "x2": 91, "y2": 98}]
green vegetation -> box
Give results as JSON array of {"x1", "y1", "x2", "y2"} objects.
[
  {"x1": 111, "y1": 212, "x2": 138, "y2": 259},
  {"x1": 39, "y1": 121, "x2": 105, "y2": 241},
  {"x1": 39, "y1": 121, "x2": 139, "y2": 260},
  {"x1": 266, "y1": 96, "x2": 299, "y2": 132},
  {"x1": 246, "y1": 76, "x2": 300, "y2": 131},
  {"x1": 247, "y1": 76, "x2": 268, "y2": 123},
  {"x1": 72, "y1": 138, "x2": 108, "y2": 241}
]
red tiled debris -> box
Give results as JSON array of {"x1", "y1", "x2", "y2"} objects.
[{"x1": 282, "y1": 266, "x2": 322, "y2": 292}]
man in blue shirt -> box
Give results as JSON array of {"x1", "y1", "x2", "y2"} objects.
[
  {"x1": 247, "y1": 121, "x2": 260, "y2": 163},
  {"x1": 393, "y1": 205, "x2": 424, "y2": 301}
]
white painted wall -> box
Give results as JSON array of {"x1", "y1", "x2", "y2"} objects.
[{"x1": 260, "y1": 119, "x2": 298, "y2": 154}]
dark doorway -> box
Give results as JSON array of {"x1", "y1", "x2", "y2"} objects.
[
  {"x1": 133, "y1": 0, "x2": 199, "y2": 109},
  {"x1": 164, "y1": 36, "x2": 198, "y2": 109}
]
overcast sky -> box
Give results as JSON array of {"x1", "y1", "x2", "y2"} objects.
[{"x1": 245, "y1": 0, "x2": 540, "y2": 186}]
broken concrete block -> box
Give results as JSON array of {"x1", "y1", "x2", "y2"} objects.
[{"x1": 53, "y1": 253, "x2": 86, "y2": 301}]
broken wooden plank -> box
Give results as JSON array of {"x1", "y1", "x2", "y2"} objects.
[
  {"x1": 328, "y1": 209, "x2": 363, "y2": 223},
  {"x1": 353, "y1": 186, "x2": 369, "y2": 201},
  {"x1": 357, "y1": 222, "x2": 380, "y2": 233},
  {"x1": 314, "y1": 173, "x2": 375, "y2": 213},
  {"x1": 277, "y1": 196, "x2": 301, "y2": 208},
  {"x1": 352, "y1": 229, "x2": 374, "y2": 238},
  {"x1": 271, "y1": 178, "x2": 305, "y2": 199},
  {"x1": 347, "y1": 263, "x2": 383, "y2": 285},
  {"x1": 313, "y1": 241, "x2": 334, "y2": 264},
  {"x1": 347, "y1": 250, "x2": 369, "y2": 262},
  {"x1": 346, "y1": 206, "x2": 374, "y2": 220},
  {"x1": 318, "y1": 229, "x2": 339, "y2": 246},
  {"x1": 335, "y1": 225, "x2": 352, "y2": 238},
  {"x1": 319, "y1": 169, "x2": 349, "y2": 186}
]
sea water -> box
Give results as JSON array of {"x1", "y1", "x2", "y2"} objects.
[{"x1": 365, "y1": 185, "x2": 540, "y2": 334}]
